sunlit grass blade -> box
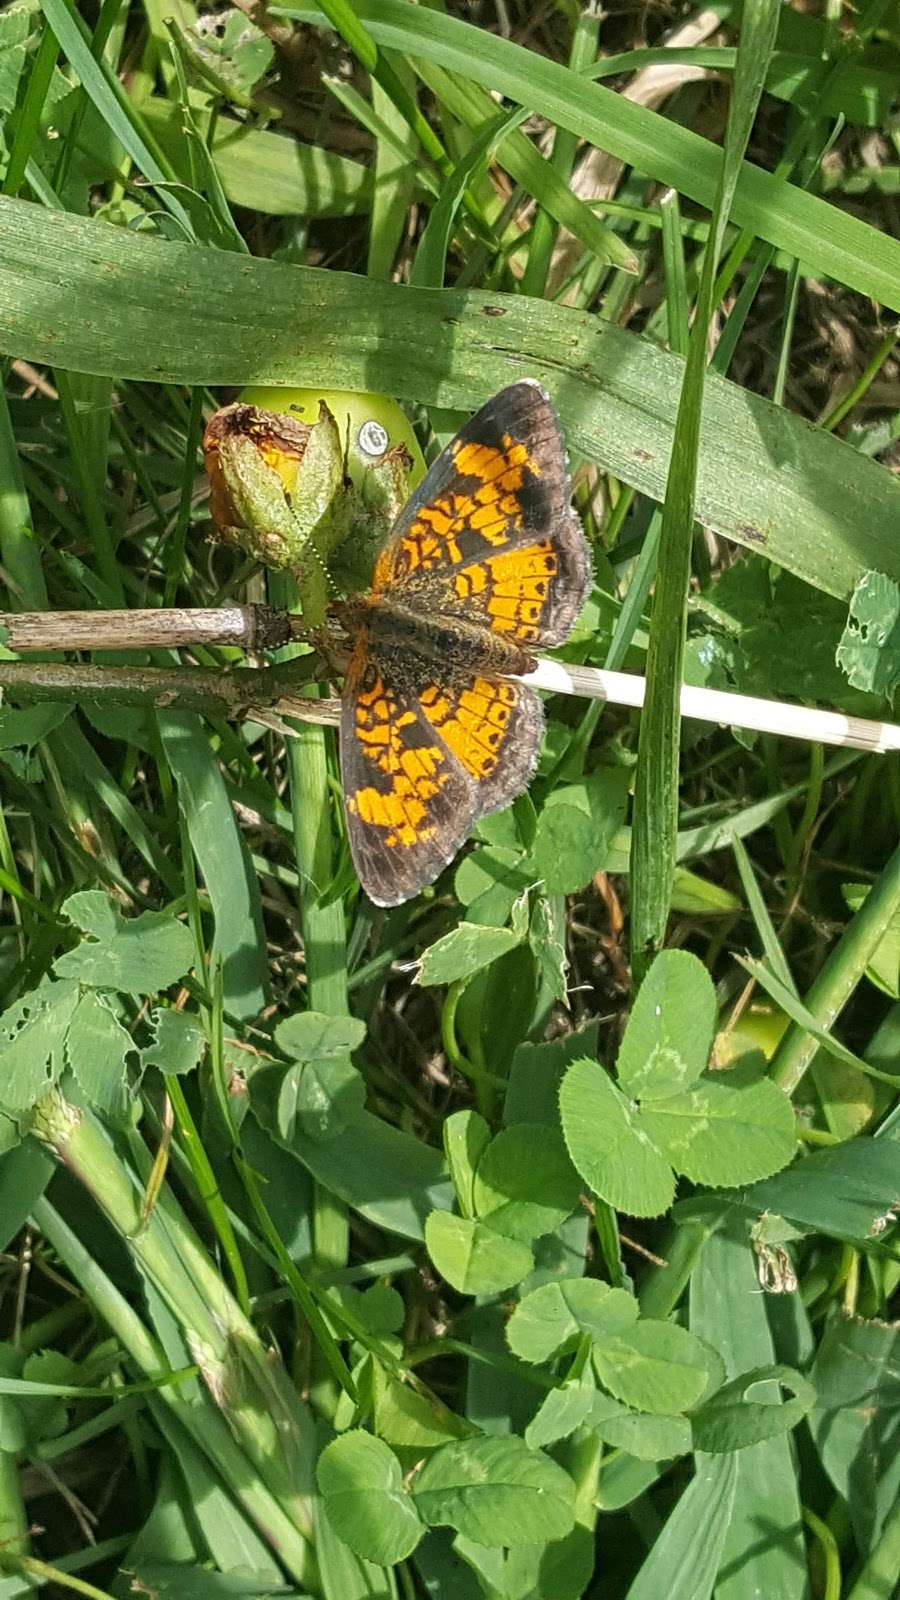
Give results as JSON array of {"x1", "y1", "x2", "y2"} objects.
[
  {"x1": 630, "y1": 0, "x2": 782, "y2": 978},
  {"x1": 3, "y1": 196, "x2": 899, "y2": 604}
]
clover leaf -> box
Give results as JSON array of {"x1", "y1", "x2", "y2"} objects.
[{"x1": 559, "y1": 951, "x2": 796, "y2": 1216}]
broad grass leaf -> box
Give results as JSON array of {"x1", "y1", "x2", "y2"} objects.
[
  {"x1": 275, "y1": 1011, "x2": 366, "y2": 1060},
  {"x1": 616, "y1": 951, "x2": 716, "y2": 1099},
  {"x1": 691, "y1": 1365, "x2": 815, "y2": 1453},
  {"x1": 142, "y1": 97, "x2": 373, "y2": 218},
  {"x1": 625, "y1": 1453, "x2": 738, "y2": 1600},
  {"x1": 413, "y1": 1435, "x2": 576, "y2": 1547},
  {"x1": 143, "y1": 1010, "x2": 206, "y2": 1077},
  {"x1": 425, "y1": 1211, "x2": 533, "y2": 1295},
  {"x1": 593, "y1": 1321, "x2": 722, "y2": 1415},
  {"x1": 317, "y1": 1430, "x2": 425, "y2": 1566},
  {"x1": 507, "y1": 1279, "x2": 638, "y2": 1364},
  {"x1": 415, "y1": 921, "x2": 523, "y2": 987},
  {"x1": 639, "y1": 1064, "x2": 796, "y2": 1186},
  {"x1": 689, "y1": 1212, "x2": 808, "y2": 1600},
  {"x1": 444, "y1": 1110, "x2": 491, "y2": 1218},
  {"x1": 0, "y1": 980, "x2": 79, "y2": 1112},
  {"x1": 810, "y1": 1312, "x2": 900, "y2": 1553},
  {"x1": 472, "y1": 1124, "x2": 581, "y2": 1242},
  {"x1": 559, "y1": 1059, "x2": 675, "y2": 1218},
  {"x1": 54, "y1": 891, "x2": 193, "y2": 995},
  {"x1": 158, "y1": 713, "x2": 268, "y2": 1020},
  {"x1": 66, "y1": 991, "x2": 132, "y2": 1121},
  {"x1": 734, "y1": 1133, "x2": 900, "y2": 1244}
]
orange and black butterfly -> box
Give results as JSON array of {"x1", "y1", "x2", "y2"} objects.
[{"x1": 336, "y1": 380, "x2": 592, "y2": 906}]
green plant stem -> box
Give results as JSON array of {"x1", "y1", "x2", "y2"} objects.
[
  {"x1": 0, "y1": 1450, "x2": 30, "y2": 1594},
  {"x1": 821, "y1": 327, "x2": 899, "y2": 432},
  {"x1": 802, "y1": 1507, "x2": 841, "y2": 1600},
  {"x1": 28, "y1": 1093, "x2": 317, "y2": 1549},
  {"x1": 165, "y1": 1071, "x2": 252, "y2": 1316},
  {"x1": 31, "y1": 1196, "x2": 316, "y2": 1584},
  {"x1": 770, "y1": 839, "x2": 900, "y2": 1095},
  {"x1": 0, "y1": 1552, "x2": 116, "y2": 1600},
  {"x1": 441, "y1": 980, "x2": 499, "y2": 1120}
]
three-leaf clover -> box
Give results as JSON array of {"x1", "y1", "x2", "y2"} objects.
[{"x1": 559, "y1": 951, "x2": 796, "y2": 1216}]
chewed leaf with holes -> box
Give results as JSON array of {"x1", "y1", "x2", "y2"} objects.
[
  {"x1": 53, "y1": 891, "x2": 194, "y2": 995},
  {"x1": 0, "y1": 979, "x2": 80, "y2": 1113},
  {"x1": 836, "y1": 570, "x2": 900, "y2": 696},
  {"x1": 559, "y1": 951, "x2": 796, "y2": 1216}
]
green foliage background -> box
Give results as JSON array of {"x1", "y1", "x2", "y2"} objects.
[{"x1": 0, "y1": 0, "x2": 898, "y2": 1597}]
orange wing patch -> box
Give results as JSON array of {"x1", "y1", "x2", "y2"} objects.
[
  {"x1": 346, "y1": 668, "x2": 450, "y2": 850},
  {"x1": 373, "y1": 432, "x2": 541, "y2": 588},
  {"x1": 419, "y1": 677, "x2": 519, "y2": 782}
]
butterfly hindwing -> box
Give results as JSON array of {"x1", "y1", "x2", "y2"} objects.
[{"x1": 340, "y1": 635, "x2": 545, "y2": 904}]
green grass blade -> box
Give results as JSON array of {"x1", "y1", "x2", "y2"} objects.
[
  {"x1": 521, "y1": 4, "x2": 602, "y2": 297},
  {"x1": 413, "y1": 58, "x2": 638, "y2": 276},
  {"x1": 2, "y1": 196, "x2": 898, "y2": 603},
  {"x1": 0, "y1": 389, "x2": 47, "y2": 609},
  {"x1": 410, "y1": 106, "x2": 527, "y2": 287},
  {"x1": 38, "y1": 0, "x2": 195, "y2": 237},
  {"x1": 157, "y1": 714, "x2": 269, "y2": 1021},
  {"x1": 280, "y1": 0, "x2": 900, "y2": 310},
  {"x1": 730, "y1": 836, "x2": 795, "y2": 993},
  {"x1": 660, "y1": 191, "x2": 690, "y2": 358},
  {"x1": 690, "y1": 1219, "x2": 808, "y2": 1600},
  {"x1": 367, "y1": 67, "x2": 418, "y2": 279},
  {"x1": 2, "y1": 14, "x2": 61, "y2": 200},
  {"x1": 630, "y1": 0, "x2": 782, "y2": 976},
  {"x1": 769, "y1": 837, "x2": 900, "y2": 1095}
]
